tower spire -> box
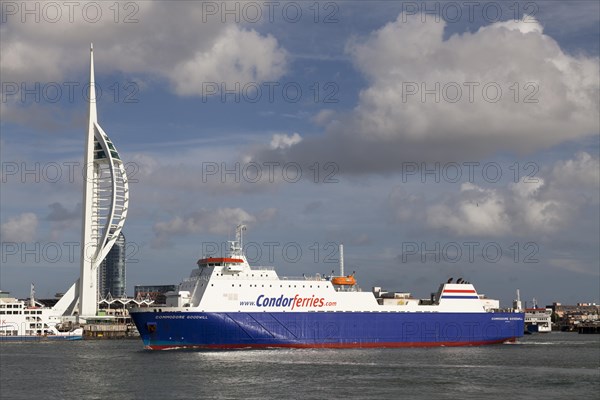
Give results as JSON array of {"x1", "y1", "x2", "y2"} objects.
[
  {"x1": 78, "y1": 44, "x2": 130, "y2": 317},
  {"x1": 52, "y1": 45, "x2": 130, "y2": 318},
  {"x1": 89, "y1": 43, "x2": 97, "y2": 123}
]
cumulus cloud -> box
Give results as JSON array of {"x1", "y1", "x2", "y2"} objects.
[
  {"x1": 248, "y1": 13, "x2": 599, "y2": 174},
  {"x1": 125, "y1": 149, "x2": 285, "y2": 198},
  {"x1": 550, "y1": 151, "x2": 600, "y2": 188},
  {"x1": 387, "y1": 178, "x2": 563, "y2": 240},
  {"x1": 256, "y1": 208, "x2": 278, "y2": 222},
  {"x1": 485, "y1": 17, "x2": 544, "y2": 34},
  {"x1": 424, "y1": 177, "x2": 575, "y2": 237},
  {"x1": 172, "y1": 26, "x2": 287, "y2": 96},
  {"x1": 1, "y1": 2, "x2": 288, "y2": 123},
  {"x1": 410, "y1": 152, "x2": 599, "y2": 237},
  {"x1": 155, "y1": 208, "x2": 256, "y2": 236},
  {"x1": 311, "y1": 109, "x2": 336, "y2": 126},
  {"x1": 152, "y1": 207, "x2": 277, "y2": 247},
  {"x1": 1, "y1": 213, "x2": 38, "y2": 242},
  {"x1": 270, "y1": 133, "x2": 302, "y2": 150},
  {"x1": 347, "y1": 14, "x2": 598, "y2": 145},
  {"x1": 426, "y1": 183, "x2": 513, "y2": 236}
]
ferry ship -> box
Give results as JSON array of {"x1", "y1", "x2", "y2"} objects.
[
  {"x1": 0, "y1": 289, "x2": 83, "y2": 341},
  {"x1": 130, "y1": 226, "x2": 524, "y2": 350},
  {"x1": 524, "y1": 299, "x2": 552, "y2": 333}
]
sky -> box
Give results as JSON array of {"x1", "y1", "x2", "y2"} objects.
[{"x1": 1, "y1": 1, "x2": 598, "y2": 307}]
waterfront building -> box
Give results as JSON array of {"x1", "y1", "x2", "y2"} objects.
[
  {"x1": 98, "y1": 232, "x2": 127, "y2": 299},
  {"x1": 549, "y1": 302, "x2": 600, "y2": 331},
  {"x1": 134, "y1": 285, "x2": 178, "y2": 304}
]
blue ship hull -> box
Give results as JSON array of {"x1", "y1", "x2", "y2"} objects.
[{"x1": 130, "y1": 311, "x2": 524, "y2": 350}]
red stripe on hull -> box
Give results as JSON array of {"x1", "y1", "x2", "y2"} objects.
[{"x1": 146, "y1": 337, "x2": 517, "y2": 350}]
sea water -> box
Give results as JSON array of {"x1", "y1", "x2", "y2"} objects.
[{"x1": 1, "y1": 332, "x2": 598, "y2": 399}]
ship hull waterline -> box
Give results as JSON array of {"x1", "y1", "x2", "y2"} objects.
[{"x1": 131, "y1": 311, "x2": 524, "y2": 350}]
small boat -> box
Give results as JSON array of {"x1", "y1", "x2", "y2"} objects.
[
  {"x1": 331, "y1": 275, "x2": 357, "y2": 286},
  {"x1": 0, "y1": 288, "x2": 83, "y2": 342}
]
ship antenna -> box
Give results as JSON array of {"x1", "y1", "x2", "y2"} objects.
[{"x1": 339, "y1": 243, "x2": 344, "y2": 277}]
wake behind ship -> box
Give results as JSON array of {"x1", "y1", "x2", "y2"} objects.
[{"x1": 130, "y1": 226, "x2": 524, "y2": 350}]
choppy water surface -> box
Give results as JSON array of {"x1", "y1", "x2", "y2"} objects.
[{"x1": 1, "y1": 332, "x2": 598, "y2": 399}]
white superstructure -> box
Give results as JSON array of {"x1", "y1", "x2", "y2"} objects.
[
  {"x1": 525, "y1": 308, "x2": 552, "y2": 333},
  {"x1": 138, "y1": 226, "x2": 497, "y2": 314},
  {"x1": 0, "y1": 297, "x2": 81, "y2": 338}
]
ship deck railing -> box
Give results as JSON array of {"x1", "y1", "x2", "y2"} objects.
[
  {"x1": 281, "y1": 275, "x2": 328, "y2": 281},
  {"x1": 252, "y1": 266, "x2": 275, "y2": 271}
]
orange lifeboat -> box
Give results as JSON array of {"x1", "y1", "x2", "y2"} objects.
[{"x1": 331, "y1": 275, "x2": 356, "y2": 286}]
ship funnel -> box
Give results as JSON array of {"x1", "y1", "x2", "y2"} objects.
[
  {"x1": 339, "y1": 243, "x2": 344, "y2": 276},
  {"x1": 30, "y1": 283, "x2": 35, "y2": 307},
  {"x1": 513, "y1": 289, "x2": 523, "y2": 311}
]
